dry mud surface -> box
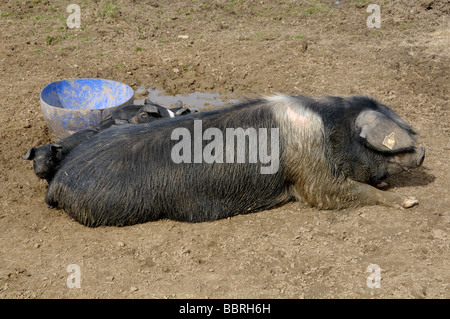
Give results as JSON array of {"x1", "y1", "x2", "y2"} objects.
[{"x1": 0, "y1": 0, "x2": 449, "y2": 299}]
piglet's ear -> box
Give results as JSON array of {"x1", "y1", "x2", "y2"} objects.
[
  {"x1": 175, "y1": 107, "x2": 191, "y2": 116},
  {"x1": 22, "y1": 147, "x2": 36, "y2": 160},
  {"x1": 50, "y1": 144, "x2": 63, "y2": 153},
  {"x1": 175, "y1": 100, "x2": 183, "y2": 108},
  {"x1": 114, "y1": 119, "x2": 129, "y2": 125},
  {"x1": 141, "y1": 105, "x2": 159, "y2": 115},
  {"x1": 356, "y1": 110, "x2": 417, "y2": 153},
  {"x1": 50, "y1": 143, "x2": 64, "y2": 158}
]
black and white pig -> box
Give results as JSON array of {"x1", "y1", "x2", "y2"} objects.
[
  {"x1": 23, "y1": 129, "x2": 97, "y2": 183},
  {"x1": 45, "y1": 94, "x2": 425, "y2": 227}
]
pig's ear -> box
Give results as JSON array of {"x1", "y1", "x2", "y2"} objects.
[
  {"x1": 22, "y1": 147, "x2": 36, "y2": 160},
  {"x1": 114, "y1": 119, "x2": 129, "y2": 125},
  {"x1": 175, "y1": 107, "x2": 191, "y2": 116},
  {"x1": 50, "y1": 144, "x2": 64, "y2": 159},
  {"x1": 141, "y1": 105, "x2": 159, "y2": 115},
  {"x1": 175, "y1": 100, "x2": 183, "y2": 108},
  {"x1": 373, "y1": 102, "x2": 418, "y2": 135},
  {"x1": 356, "y1": 110, "x2": 417, "y2": 152}
]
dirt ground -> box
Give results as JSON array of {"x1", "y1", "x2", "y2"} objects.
[{"x1": 0, "y1": 0, "x2": 448, "y2": 299}]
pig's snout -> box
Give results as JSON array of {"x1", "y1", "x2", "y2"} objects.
[
  {"x1": 35, "y1": 168, "x2": 48, "y2": 179},
  {"x1": 416, "y1": 147, "x2": 425, "y2": 167},
  {"x1": 386, "y1": 146, "x2": 425, "y2": 176},
  {"x1": 34, "y1": 163, "x2": 51, "y2": 179}
]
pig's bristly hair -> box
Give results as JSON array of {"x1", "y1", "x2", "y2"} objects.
[
  {"x1": 46, "y1": 98, "x2": 292, "y2": 227},
  {"x1": 45, "y1": 94, "x2": 422, "y2": 227}
]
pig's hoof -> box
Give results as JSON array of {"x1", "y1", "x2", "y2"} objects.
[
  {"x1": 401, "y1": 196, "x2": 419, "y2": 209},
  {"x1": 375, "y1": 181, "x2": 389, "y2": 190}
]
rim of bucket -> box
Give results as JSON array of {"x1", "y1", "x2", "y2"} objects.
[{"x1": 40, "y1": 78, "x2": 134, "y2": 110}]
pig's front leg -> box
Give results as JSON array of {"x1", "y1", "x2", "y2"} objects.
[
  {"x1": 343, "y1": 179, "x2": 419, "y2": 209},
  {"x1": 290, "y1": 178, "x2": 418, "y2": 210}
]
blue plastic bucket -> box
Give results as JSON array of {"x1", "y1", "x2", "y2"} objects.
[{"x1": 40, "y1": 78, "x2": 134, "y2": 139}]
